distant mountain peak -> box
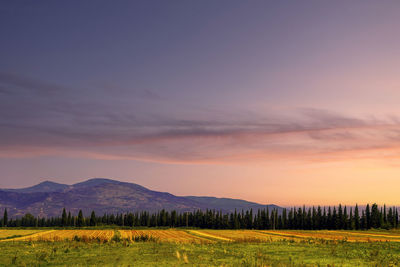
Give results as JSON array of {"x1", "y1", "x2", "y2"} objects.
[
  {"x1": 2, "y1": 180, "x2": 69, "y2": 193},
  {"x1": 0, "y1": 178, "x2": 282, "y2": 217},
  {"x1": 72, "y1": 178, "x2": 121, "y2": 187},
  {"x1": 37, "y1": 180, "x2": 63, "y2": 186},
  {"x1": 83, "y1": 178, "x2": 118, "y2": 182}
]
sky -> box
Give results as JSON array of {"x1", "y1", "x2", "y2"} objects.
[{"x1": 1, "y1": 1, "x2": 400, "y2": 206}]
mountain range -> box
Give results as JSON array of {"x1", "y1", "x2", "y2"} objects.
[{"x1": 0, "y1": 178, "x2": 281, "y2": 217}]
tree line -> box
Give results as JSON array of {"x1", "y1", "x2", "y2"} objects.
[{"x1": 1, "y1": 203, "x2": 398, "y2": 230}]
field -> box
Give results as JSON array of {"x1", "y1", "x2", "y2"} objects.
[
  {"x1": 0, "y1": 229, "x2": 46, "y2": 241},
  {"x1": 119, "y1": 229, "x2": 211, "y2": 243},
  {"x1": 1, "y1": 229, "x2": 400, "y2": 266}
]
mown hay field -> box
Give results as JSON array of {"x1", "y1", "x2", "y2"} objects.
[
  {"x1": 0, "y1": 229, "x2": 46, "y2": 240},
  {"x1": 2, "y1": 229, "x2": 400, "y2": 243},
  {"x1": 260, "y1": 230, "x2": 400, "y2": 242},
  {"x1": 119, "y1": 229, "x2": 211, "y2": 243},
  {"x1": 187, "y1": 230, "x2": 275, "y2": 242},
  {"x1": 3, "y1": 229, "x2": 115, "y2": 242}
]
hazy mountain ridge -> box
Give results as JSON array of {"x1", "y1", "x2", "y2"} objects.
[
  {"x1": 0, "y1": 178, "x2": 281, "y2": 217},
  {"x1": 2, "y1": 181, "x2": 71, "y2": 193}
]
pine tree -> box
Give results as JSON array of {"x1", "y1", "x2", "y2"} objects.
[
  {"x1": 265, "y1": 208, "x2": 270, "y2": 229},
  {"x1": 77, "y1": 210, "x2": 84, "y2": 227},
  {"x1": 337, "y1": 204, "x2": 343, "y2": 229},
  {"x1": 288, "y1": 208, "x2": 294, "y2": 229},
  {"x1": 361, "y1": 211, "x2": 367, "y2": 229},
  {"x1": 349, "y1": 207, "x2": 354, "y2": 230},
  {"x1": 272, "y1": 209, "x2": 277, "y2": 230},
  {"x1": 282, "y1": 209, "x2": 287, "y2": 229},
  {"x1": 306, "y1": 208, "x2": 312, "y2": 230},
  {"x1": 234, "y1": 209, "x2": 240, "y2": 229},
  {"x1": 384, "y1": 204, "x2": 387, "y2": 224},
  {"x1": 171, "y1": 210, "x2": 178, "y2": 228},
  {"x1": 67, "y1": 212, "x2": 72, "y2": 226},
  {"x1": 332, "y1": 206, "x2": 337, "y2": 229},
  {"x1": 302, "y1": 206, "x2": 306, "y2": 229},
  {"x1": 371, "y1": 203, "x2": 380, "y2": 228},
  {"x1": 3, "y1": 209, "x2": 8, "y2": 227},
  {"x1": 380, "y1": 207, "x2": 384, "y2": 228},
  {"x1": 90, "y1": 211, "x2": 96, "y2": 226},
  {"x1": 388, "y1": 207, "x2": 394, "y2": 228},
  {"x1": 366, "y1": 204, "x2": 371, "y2": 229},
  {"x1": 61, "y1": 208, "x2": 67, "y2": 227},
  {"x1": 354, "y1": 204, "x2": 360, "y2": 230},
  {"x1": 316, "y1": 206, "x2": 322, "y2": 230},
  {"x1": 327, "y1": 207, "x2": 332, "y2": 229}
]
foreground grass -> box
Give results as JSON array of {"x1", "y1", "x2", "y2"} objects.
[{"x1": 1, "y1": 239, "x2": 400, "y2": 266}]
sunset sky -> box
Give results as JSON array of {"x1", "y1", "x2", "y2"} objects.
[{"x1": 1, "y1": 1, "x2": 400, "y2": 206}]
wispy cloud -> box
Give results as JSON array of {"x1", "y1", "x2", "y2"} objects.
[
  {"x1": 2, "y1": 73, "x2": 400, "y2": 164},
  {"x1": 0, "y1": 72, "x2": 66, "y2": 95}
]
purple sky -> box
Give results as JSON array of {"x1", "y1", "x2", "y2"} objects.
[{"x1": 1, "y1": 1, "x2": 400, "y2": 205}]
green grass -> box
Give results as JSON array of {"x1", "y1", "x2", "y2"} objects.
[{"x1": 1, "y1": 239, "x2": 400, "y2": 266}]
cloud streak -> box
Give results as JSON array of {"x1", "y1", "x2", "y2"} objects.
[{"x1": 1, "y1": 73, "x2": 400, "y2": 164}]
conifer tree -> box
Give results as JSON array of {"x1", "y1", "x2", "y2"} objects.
[
  {"x1": 365, "y1": 204, "x2": 371, "y2": 228},
  {"x1": 316, "y1": 206, "x2": 322, "y2": 230},
  {"x1": 332, "y1": 206, "x2": 337, "y2": 229},
  {"x1": 67, "y1": 212, "x2": 72, "y2": 226},
  {"x1": 349, "y1": 207, "x2": 353, "y2": 230},
  {"x1": 371, "y1": 203, "x2": 380, "y2": 228},
  {"x1": 327, "y1": 207, "x2": 332, "y2": 229},
  {"x1": 77, "y1": 210, "x2": 84, "y2": 227},
  {"x1": 3, "y1": 209, "x2": 7, "y2": 227},
  {"x1": 384, "y1": 204, "x2": 387, "y2": 224},
  {"x1": 337, "y1": 204, "x2": 343, "y2": 229},
  {"x1": 288, "y1": 208, "x2": 294, "y2": 229},
  {"x1": 311, "y1": 207, "x2": 316, "y2": 229},
  {"x1": 90, "y1": 211, "x2": 96, "y2": 226},
  {"x1": 306, "y1": 208, "x2": 312, "y2": 230},
  {"x1": 354, "y1": 204, "x2": 360, "y2": 230},
  {"x1": 361, "y1": 210, "x2": 367, "y2": 229},
  {"x1": 282, "y1": 209, "x2": 287, "y2": 229},
  {"x1": 61, "y1": 208, "x2": 67, "y2": 226},
  {"x1": 234, "y1": 209, "x2": 239, "y2": 229},
  {"x1": 343, "y1": 206, "x2": 348, "y2": 229}
]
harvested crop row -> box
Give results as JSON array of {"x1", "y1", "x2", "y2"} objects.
[
  {"x1": 259, "y1": 230, "x2": 400, "y2": 243},
  {"x1": 257, "y1": 231, "x2": 311, "y2": 240},
  {"x1": 196, "y1": 230, "x2": 284, "y2": 242},
  {"x1": 324, "y1": 230, "x2": 400, "y2": 240},
  {"x1": 188, "y1": 230, "x2": 233, "y2": 242},
  {"x1": 9, "y1": 230, "x2": 114, "y2": 242},
  {"x1": 0, "y1": 230, "x2": 46, "y2": 240},
  {"x1": 119, "y1": 230, "x2": 211, "y2": 243}
]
